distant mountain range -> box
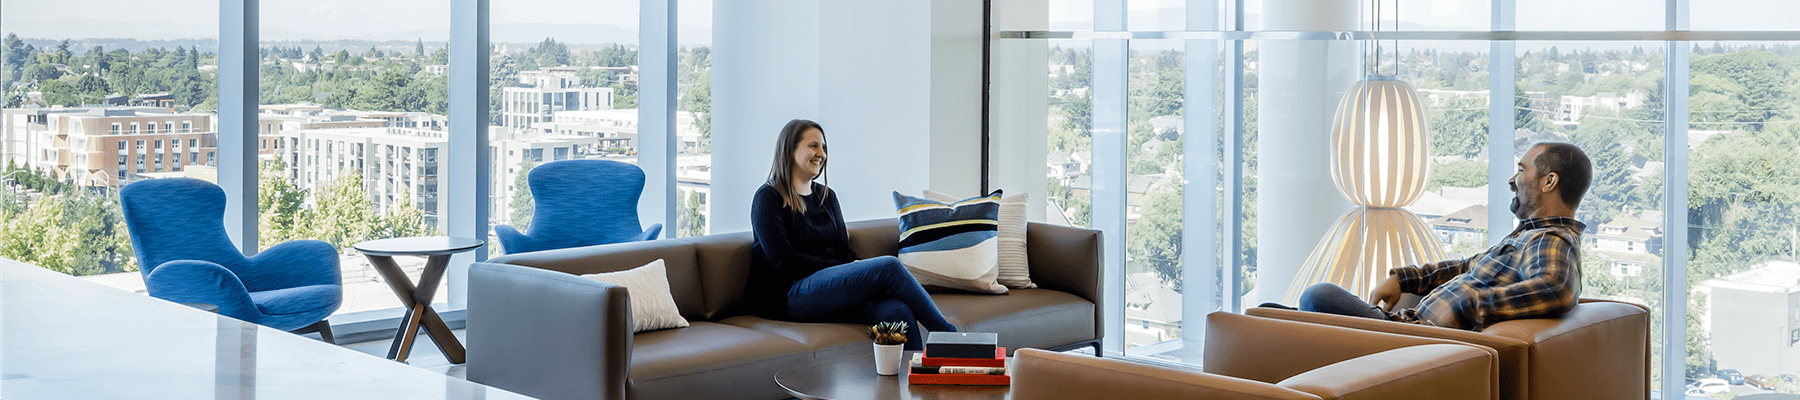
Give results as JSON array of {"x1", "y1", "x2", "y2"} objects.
[{"x1": 2, "y1": 18, "x2": 712, "y2": 46}]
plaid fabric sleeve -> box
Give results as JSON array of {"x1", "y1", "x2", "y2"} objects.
[
  {"x1": 1471, "y1": 230, "x2": 1581, "y2": 324},
  {"x1": 1393, "y1": 258, "x2": 1472, "y2": 295}
]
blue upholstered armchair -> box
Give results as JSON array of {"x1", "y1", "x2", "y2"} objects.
[
  {"x1": 494, "y1": 159, "x2": 662, "y2": 254},
  {"x1": 121, "y1": 178, "x2": 342, "y2": 342}
]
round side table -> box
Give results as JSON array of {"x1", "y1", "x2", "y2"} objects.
[{"x1": 353, "y1": 236, "x2": 484, "y2": 364}]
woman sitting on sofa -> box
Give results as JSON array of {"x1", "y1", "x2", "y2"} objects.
[{"x1": 744, "y1": 119, "x2": 957, "y2": 350}]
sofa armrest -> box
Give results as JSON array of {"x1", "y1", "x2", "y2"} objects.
[
  {"x1": 1204, "y1": 312, "x2": 1491, "y2": 386},
  {"x1": 1025, "y1": 222, "x2": 1104, "y2": 342},
  {"x1": 1279, "y1": 344, "x2": 1496, "y2": 400},
  {"x1": 467, "y1": 262, "x2": 632, "y2": 400},
  {"x1": 1013, "y1": 348, "x2": 1320, "y2": 400}
]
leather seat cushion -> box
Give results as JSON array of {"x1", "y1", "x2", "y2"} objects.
[
  {"x1": 719, "y1": 315, "x2": 870, "y2": 360},
  {"x1": 932, "y1": 288, "x2": 1096, "y2": 353},
  {"x1": 248, "y1": 284, "x2": 341, "y2": 316},
  {"x1": 629, "y1": 322, "x2": 815, "y2": 399}
]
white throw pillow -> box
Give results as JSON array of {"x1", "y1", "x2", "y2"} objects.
[
  {"x1": 580, "y1": 259, "x2": 690, "y2": 333},
  {"x1": 925, "y1": 189, "x2": 1035, "y2": 289}
]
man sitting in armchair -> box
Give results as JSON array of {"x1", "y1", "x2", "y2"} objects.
[{"x1": 1273, "y1": 141, "x2": 1592, "y2": 331}]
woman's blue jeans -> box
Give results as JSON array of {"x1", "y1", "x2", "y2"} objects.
[{"x1": 787, "y1": 256, "x2": 958, "y2": 350}]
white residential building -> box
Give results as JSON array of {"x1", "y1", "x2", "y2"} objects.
[
  {"x1": 3, "y1": 106, "x2": 214, "y2": 188},
  {"x1": 501, "y1": 71, "x2": 614, "y2": 134}
]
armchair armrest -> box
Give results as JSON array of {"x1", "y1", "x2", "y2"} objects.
[
  {"x1": 493, "y1": 224, "x2": 535, "y2": 254},
  {"x1": 1013, "y1": 348, "x2": 1320, "y2": 400},
  {"x1": 636, "y1": 223, "x2": 662, "y2": 242},
  {"x1": 1204, "y1": 311, "x2": 1493, "y2": 389},
  {"x1": 1279, "y1": 344, "x2": 1496, "y2": 400},
  {"x1": 1482, "y1": 300, "x2": 1649, "y2": 400},
  {"x1": 243, "y1": 240, "x2": 340, "y2": 291},
  {"x1": 143, "y1": 260, "x2": 258, "y2": 319},
  {"x1": 467, "y1": 261, "x2": 632, "y2": 400}
]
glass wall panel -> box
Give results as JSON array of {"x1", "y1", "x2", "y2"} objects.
[
  {"x1": 1127, "y1": 0, "x2": 1185, "y2": 32},
  {"x1": 1516, "y1": 40, "x2": 1667, "y2": 389},
  {"x1": 489, "y1": 0, "x2": 640, "y2": 253},
  {"x1": 1047, "y1": 39, "x2": 1094, "y2": 230},
  {"x1": 1517, "y1": 0, "x2": 1663, "y2": 31},
  {"x1": 1686, "y1": 40, "x2": 1800, "y2": 396},
  {"x1": 1122, "y1": 39, "x2": 1187, "y2": 355},
  {"x1": 0, "y1": 1, "x2": 219, "y2": 283},
  {"x1": 1692, "y1": 1, "x2": 1800, "y2": 31},
  {"x1": 1397, "y1": 41, "x2": 1493, "y2": 255},
  {"x1": 259, "y1": 0, "x2": 450, "y2": 316},
  {"x1": 675, "y1": 0, "x2": 713, "y2": 238}
]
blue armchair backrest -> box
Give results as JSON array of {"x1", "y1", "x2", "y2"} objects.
[
  {"x1": 120, "y1": 178, "x2": 254, "y2": 286},
  {"x1": 524, "y1": 159, "x2": 649, "y2": 247}
]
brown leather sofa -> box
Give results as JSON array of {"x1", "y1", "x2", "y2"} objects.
[
  {"x1": 1248, "y1": 298, "x2": 1650, "y2": 400},
  {"x1": 1013, "y1": 312, "x2": 1498, "y2": 400},
  {"x1": 464, "y1": 218, "x2": 1103, "y2": 400}
]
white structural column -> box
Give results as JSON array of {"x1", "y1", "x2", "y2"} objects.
[
  {"x1": 1182, "y1": 0, "x2": 1222, "y2": 351},
  {"x1": 1254, "y1": 0, "x2": 1359, "y2": 304},
  {"x1": 927, "y1": 0, "x2": 983, "y2": 197},
  {"x1": 640, "y1": 0, "x2": 677, "y2": 234},
  {"x1": 445, "y1": 0, "x2": 490, "y2": 305},
  {"x1": 220, "y1": 0, "x2": 258, "y2": 255},
  {"x1": 989, "y1": 0, "x2": 1051, "y2": 223},
  {"x1": 710, "y1": 1, "x2": 822, "y2": 234},
  {"x1": 1092, "y1": 0, "x2": 1127, "y2": 354},
  {"x1": 1488, "y1": 0, "x2": 1517, "y2": 246},
  {"x1": 1662, "y1": 0, "x2": 1690, "y2": 396}
]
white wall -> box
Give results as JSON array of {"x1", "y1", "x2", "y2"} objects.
[{"x1": 712, "y1": 1, "x2": 984, "y2": 233}]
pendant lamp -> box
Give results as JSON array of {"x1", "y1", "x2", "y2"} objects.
[{"x1": 1284, "y1": 0, "x2": 1446, "y2": 303}]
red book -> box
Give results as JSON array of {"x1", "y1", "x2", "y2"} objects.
[
  {"x1": 922, "y1": 347, "x2": 1006, "y2": 367},
  {"x1": 907, "y1": 369, "x2": 1012, "y2": 386}
]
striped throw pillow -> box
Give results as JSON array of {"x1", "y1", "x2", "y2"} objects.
[
  {"x1": 893, "y1": 190, "x2": 1008, "y2": 294},
  {"x1": 924, "y1": 190, "x2": 1034, "y2": 289}
]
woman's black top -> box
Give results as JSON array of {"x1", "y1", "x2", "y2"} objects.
[{"x1": 745, "y1": 182, "x2": 858, "y2": 319}]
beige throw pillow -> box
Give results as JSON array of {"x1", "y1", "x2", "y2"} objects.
[
  {"x1": 580, "y1": 259, "x2": 690, "y2": 333},
  {"x1": 924, "y1": 190, "x2": 1035, "y2": 289}
]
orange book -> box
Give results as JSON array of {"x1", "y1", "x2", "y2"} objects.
[
  {"x1": 922, "y1": 347, "x2": 1006, "y2": 367},
  {"x1": 907, "y1": 369, "x2": 1011, "y2": 386}
]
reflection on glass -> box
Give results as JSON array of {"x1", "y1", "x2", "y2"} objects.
[
  {"x1": 1047, "y1": 40, "x2": 1093, "y2": 230},
  {"x1": 0, "y1": 1, "x2": 219, "y2": 281}
]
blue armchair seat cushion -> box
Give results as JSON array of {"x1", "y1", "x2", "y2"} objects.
[{"x1": 250, "y1": 284, "x2": 343, "y2": 316}]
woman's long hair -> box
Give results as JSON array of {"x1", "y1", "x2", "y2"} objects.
[{"x1": 767, "y1": 119, "x2": 828, "y2": 212}]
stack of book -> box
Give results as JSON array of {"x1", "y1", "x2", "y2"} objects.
[{"x1": 907, "y1": 332, "x2": 1010, "y2": 386}]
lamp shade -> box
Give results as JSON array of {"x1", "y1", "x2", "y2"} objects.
[
  {"x1": 1330, "y1": 76, "x2": 1431, "y2": 208},
  {"x1": 1284, "y1": 208, "x2": 1448, "y2": 304}
]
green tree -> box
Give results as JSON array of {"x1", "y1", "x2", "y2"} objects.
[
  {"x1": 1127, "y1": 183, "x2": 1184, "y2": 291},
  {"x1": 258, "y1": 158, "x2": 308, "y2": 249},
  {"x1": 416, "y1": 39, "x2": 426, "y2": 57},
  {"x1": 371, "y1": 190, "x2": 433, "y2": 240},
  {"x1": 301, "y1": 171, "x2": 375, "y2": 249},
  {"x1": 678, "y1": 191, "x2": 706, "y2": 238},
  {"x1": 509, "y1": 160, "x2": 535, "y2": 231}
]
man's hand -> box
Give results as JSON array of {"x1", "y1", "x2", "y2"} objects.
[{"x1": 1367, "y1": 273, "x2": 1404, "y2": 312}]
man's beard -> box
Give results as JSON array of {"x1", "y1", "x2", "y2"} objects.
[{"x1": 1510, "y1": 196, "x2": 1529, "y2": 220}]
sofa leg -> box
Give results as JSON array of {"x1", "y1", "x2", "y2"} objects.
[{"x1": 291, "y1": 320, "x2": 336, "y2": 344}]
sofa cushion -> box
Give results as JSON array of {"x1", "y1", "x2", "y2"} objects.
[
  {"x1": 629, "y1": 321, "x2": 815, "y2": 399},
  {"x1": 689, "y1": 231, "x2": 756, "y2": 321},
  {"x1": 932, "y1": 288, "x2": 1096, "y2": 353},
  {"x1": 718, "y1": 315, "x2": 869, "y2": 359},
  {"x1": 489, "y1": 237, "x2": 709, "y2": 322},
  {"x1": 893, "y1": 191, "x2": 1008, "y2": 294},
  {"x1": 926, "y1": 189, "x2": 1035, "y2": 289}
]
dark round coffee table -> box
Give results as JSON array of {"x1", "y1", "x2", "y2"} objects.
[
  {"x1": 775, "y1": 351, "x2": 1011, "y2": 400},
  {"x1": 353, "y1": 236, "x2": 485, "y2": 364}
]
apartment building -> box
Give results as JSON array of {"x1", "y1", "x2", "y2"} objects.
[
  {"x1": 500, "y1": 71, "x2": 613, "y2": 134},
  {"x1": 2, "y1": 106, "x2": 214, "y2": 188}
]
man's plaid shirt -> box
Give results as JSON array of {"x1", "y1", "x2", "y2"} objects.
[{"x1": 1388, "y1": 216, "x2": 1586, "y2": 331}]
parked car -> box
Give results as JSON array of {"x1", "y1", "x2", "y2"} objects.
[
  {"x1": 1687, "y1": 378, "x2": 1730, "y2": 396},
  {"x1": 1719, "y1": 369, "x2": 1746, "y2": 385},
  {"x1": 1747, "y1": 374, "x2": 1775, "y2": 390}
]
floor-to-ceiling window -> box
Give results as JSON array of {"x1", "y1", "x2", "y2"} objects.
[
  {"x1": 997, "y1": 0, "x2": 1800, "y2": 396},
  {"x1": 0, "y1": 0, "x2": 219, "y2": 282}
]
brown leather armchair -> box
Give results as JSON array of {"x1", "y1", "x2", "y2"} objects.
[
  {"x1": 1248, "y1": 298, "x2": 1650, "y2": 400},
  {"x1": 1013, "y1": 312, "x2": 1498, "y2": 400}
]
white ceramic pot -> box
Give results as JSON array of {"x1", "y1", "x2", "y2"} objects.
[{"x1": 873, "y1": 343, "x2": 903, "y2": 375}]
